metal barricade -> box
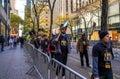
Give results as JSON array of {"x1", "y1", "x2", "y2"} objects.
[
  {"x1": 25, "y1": 43, "x2": 87, "y2": 79},
  {"x1": 26, "y1": 43, "x2": 50, "y2": 79},
  {"x1": 50, "y1": 58, "x2": 87, "y2": 79}
]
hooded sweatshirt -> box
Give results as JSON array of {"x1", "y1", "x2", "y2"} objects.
[{"x1": 92, "y1": 41, "x2": 114, "y2": 78}]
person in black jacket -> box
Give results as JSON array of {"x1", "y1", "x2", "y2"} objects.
[
  {"x1": 41, "y1": 35, "x2": 49, "y2": 53},
  {"x1": 53, "y1": 24, "x2": 71, "y2": 79},
  {"x1": 29, "y1": 30, "x2": 40, "y2": 49},
  {"x1": 92, "y1": 30, "x2": 114, "y2": 79},
  {"x1": 0, "y1": 35, "x2": 5, "y2": 51}
]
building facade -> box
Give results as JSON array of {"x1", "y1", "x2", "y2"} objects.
[
  {"x1": 10, "y1": 0, "x2": 18, "y2": 15},
  {"x1": 0, "y1": 0, "x2": 11, "y2": 38},
  {"x1": 70, "y1": 0, "x2": 120, "y2": 41}
]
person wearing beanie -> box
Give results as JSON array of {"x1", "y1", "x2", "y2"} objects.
[
  {"x1": 92, "y1": 30, "x2": 114, "y2": 79},
  {"x1": 99, "y1": 30, "x2": 109, "y2": 39}
]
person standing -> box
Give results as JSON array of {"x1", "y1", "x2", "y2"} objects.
[
  {"x1": 9, "y1": 37, "x2": 14, "y2": 48},
  {"x1": 13, "y1": 36, "x2": 17, "y2": 48},
  {"x1": 76, "y1": 33, "x2": 90, "y2": 67},
  {"x1": 92, "y1": 30, "x2": 114, "y2": 79},
  {"x1": 41, "y1": 35, "x2": 49, "y2": 53},
  {"x1": 19, "y1": 37, "x2": 24, "y2": 48},
  {"x1": 0, "y1": 35, "x2": 5, "y2": 51},
  {"x1": 53, "y1": 24, "x2": 71, "y2": 79}
]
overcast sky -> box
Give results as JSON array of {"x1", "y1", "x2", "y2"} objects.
[{"x1": 15, "y1": 0, "x2": 26, "y2": 19}]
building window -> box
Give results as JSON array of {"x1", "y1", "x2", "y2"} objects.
[
  {"x1": 89, "y1": 0, "x2": 91, "y2": 4},
  {"x1": 109, "y1": 16, "x2": 119, "y2": 24},
  {"x1": 109, "y1": 3, "x2": 119, "y2": 16},
  {"x1": 82, "y1": 1, "x2": 84, "y2": 7},
  {"x1": 79, "y1": 0, "x2": 81, "y2": 8},
  {"x1": 71, "y1": 0, "x2": 73, "y2": 12},
  {"x1": 1, "y1": 22, "x2": 5, "y2": 36}
]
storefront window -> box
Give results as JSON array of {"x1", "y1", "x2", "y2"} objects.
[
  {"x1": 109, "y1": 15, "x2": 119, "y2": 24},
  {"x1": 109, "y1": 3, "x2": 119, "y2": 16},
  {"x1": 1, "y1": 22, "x2": 5, "y2": 36}
]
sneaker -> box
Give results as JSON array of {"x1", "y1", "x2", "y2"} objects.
[{"x1": 62, "y1": 76, "x2": 65, "y2": 79}]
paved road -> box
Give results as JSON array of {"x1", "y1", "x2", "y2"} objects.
[
  {"x1": 0, "y1": 45, "x2": 38, "y2": 79},
  {"x1": 67, "y1": 42, "x2": 120, "y2": 79},
  {"x1": 1, "y1": 43, "x2": 119, "y2": 79}
]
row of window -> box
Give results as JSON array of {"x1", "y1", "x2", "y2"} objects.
[
  {"x1": 71, "y1": 0, "x2": 97, "y2": 12},
  {"x1": 0, "y1": 0, "x2": 10, "y2": 13}
]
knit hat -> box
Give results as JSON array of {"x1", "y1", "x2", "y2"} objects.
[{"x1": 98, "y1": 30, "x2": 109, "y2": 40}]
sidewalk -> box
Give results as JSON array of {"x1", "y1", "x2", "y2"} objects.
[
  {"x1": 71, "y1": 41, "x2": 120, "y2": 61},
  {"x1": 68, "y1": 42, "x2": 120, "y2": 79},
  {"x1": 0, "y1": 45, "x2": 38, "y2": 79}
]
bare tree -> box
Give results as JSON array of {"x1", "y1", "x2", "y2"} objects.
[
  {"x1": 47, "y1": 0, "x2": 57, "y2": 39},
  {"x1": 78, "y1": 0, "x2": 101, "y2": 40},
  {"x1": 31, "y1": 0, "x2": 47, "y2": 31}
]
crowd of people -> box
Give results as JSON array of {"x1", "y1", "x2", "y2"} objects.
[
  {"x1": 29, "y1": 24, "x2": 70, "y2": 79},
  {"x1": 0, "y1": 26, "x2": 114, "y2": 79},
  {"x1": 0, "y1": 35, "x2": 25, "y2": 52},
  {"x1": 8, "y1": 36, "x2": 25, "y2": 48},
  {"x1": 29, "y1": 23, "x2": 114, "y2": 79}
]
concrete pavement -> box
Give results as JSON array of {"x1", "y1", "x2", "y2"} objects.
[
  {"x1": 67, "y1": 42, "x2": 120, "y2": 79},
  {"x1": 0, "y1": 42, "x2": 119, "y2": 79},
  {"x1": 0, "y1": 45, "x2": 38, "y2": 79}
]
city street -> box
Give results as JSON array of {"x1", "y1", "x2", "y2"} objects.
[
  {"x1": 1, "y1": 0, "x2": 120, "y2": 79},
  {"x1": 0, "y1": 45, "x2": 38, "y2": 79},
  {"x1": 67, "y1": 42, "x2": 120, "y2": 79},
  {"x1": 0, "y1": 43, "x2": 120, "y2": 79}
]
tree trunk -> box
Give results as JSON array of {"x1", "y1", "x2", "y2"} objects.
[
  {"x1": 48, "y1": 0, "x2": 57, "y2": 39},
  {"x1": 101, "y1": 0, "x2": 108, "y2": 30},
  {"x1": 37, "y1": 15, "x2": 40, "y2": 31},
  {"x1": 49, "y1": 10, "x2": 53, "y2": 39}
]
